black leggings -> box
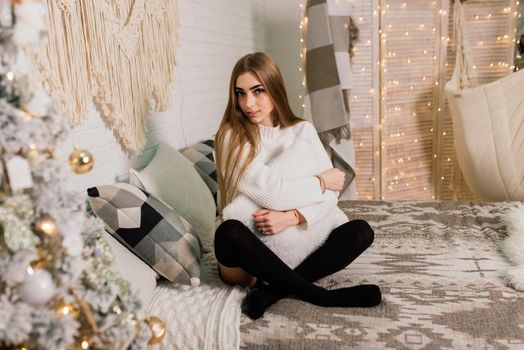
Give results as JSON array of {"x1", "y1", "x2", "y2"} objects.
[{"x1": 214, "y1": 219, "x2": 381, "y2": 318}]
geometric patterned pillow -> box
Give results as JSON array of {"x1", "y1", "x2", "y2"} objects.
[
  {"x1": 87, "y1": 183, "x2": 201, "y2": 286},
  {"x1": 181, "y1": 139, "x2": 218, "y2": 208}
]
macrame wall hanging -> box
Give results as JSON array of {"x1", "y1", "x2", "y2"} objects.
[{"x1": 31, "y1": 0, "x2": 179, "y2": 154}]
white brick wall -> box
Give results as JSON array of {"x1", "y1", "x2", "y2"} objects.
[{"x1": 59, "y1": 0, "x2": 266, "y2": 192}]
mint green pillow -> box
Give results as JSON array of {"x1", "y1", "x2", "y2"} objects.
[{"x1": 130, "y1": 142, "x2": 216, "y2": 253}]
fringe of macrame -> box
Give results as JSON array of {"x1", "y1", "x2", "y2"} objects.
[
  {"x1": 30, "y1": 0, "x2": 90, "y2": 125},
  {"x1": 32, "y1": 0, "x2": 179, "y2": 154},
  {"x1": 318, "y1": 125, "x2": 352, "y2": 146}
]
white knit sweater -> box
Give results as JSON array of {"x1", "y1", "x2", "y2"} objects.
[{"x1": 221, "y1": 121, "x2": 348, "y2": 268}]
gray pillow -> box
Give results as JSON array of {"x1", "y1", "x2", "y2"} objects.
[
  {"x1": 180, "y1": 139, "x2": 218, "y2": 209},
  {"x1": 87, "y1": 183, "x2": 201, "y2": 286},
  {"x1": 129, "y1": 141, "x2": 216, "y2": 253}
]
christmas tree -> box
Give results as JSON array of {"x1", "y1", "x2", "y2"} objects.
[{"x1": 0, "y1": 1, "x2": 164, "y2": 349}]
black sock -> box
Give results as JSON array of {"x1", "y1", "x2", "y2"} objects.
[
  {"x1": 242, "y1": 219, "x2": 380, "y2": 319},
  {"x1": 214, "y1": 220, "x2": 381, "y2": 319}
]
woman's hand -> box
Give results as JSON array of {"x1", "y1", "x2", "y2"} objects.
[
  {"x1": 318, "y1": 168, "x2": 345, "y2": 191},
  {"x1": 253, "y1": 209, "x2": 297, "y2": 235}
]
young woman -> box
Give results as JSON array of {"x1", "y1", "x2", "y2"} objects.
[{"x1": 214, "y1": 52, "x2": 381, "y2": 319}]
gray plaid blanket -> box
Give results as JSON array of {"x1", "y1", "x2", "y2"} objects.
[
  {"x1": 305, "y1": 0, "x2": 358, "y2": 141},
  {"x1": 305, "y1": 0, "x2": 359, "y2": 196}
]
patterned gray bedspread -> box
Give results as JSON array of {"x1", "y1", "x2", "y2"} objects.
[{"x1": 240, "y1": 201, "x2": 524, "y2": 349}]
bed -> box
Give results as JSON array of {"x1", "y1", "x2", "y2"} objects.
[{"x1": 147, "y1": 200, "x2": 524, "y2": 350}]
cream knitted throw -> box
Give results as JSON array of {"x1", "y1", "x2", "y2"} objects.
[
  {"x1": 148, "y1": 253, "x2": 245, "y2": 350},
  {"x1": 31, "y1": 0, "x2": 179, "y2": 154}
]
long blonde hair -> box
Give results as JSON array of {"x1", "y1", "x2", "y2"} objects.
[{"x1": 215, "y1": 52, "x2": 303, "y2": 211}]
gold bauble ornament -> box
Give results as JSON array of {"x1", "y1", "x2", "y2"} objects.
[
  {"x1": 13, "y1": 343, "x2": 29, "y2": 350},
  {"x1": 146, "y1": 316, "x2": 166, "y2": 345},
  {"x1": 34, "y1": 217, "x2": 58, "y2": 237},
  {"x1": 69, "y1": 148, "x2": 94, "y2": 174}
]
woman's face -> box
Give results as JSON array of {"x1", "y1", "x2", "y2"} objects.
[{"x1": 235, "y1": 72, "x2": 275, "y2": 127}]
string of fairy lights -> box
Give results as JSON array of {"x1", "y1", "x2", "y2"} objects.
[
  {"x1": 299, "y1": 1, "x2": 307, "y2": 110},
  {"x1": 298, "y1": 0, "x2": 521, "y2": 201}
]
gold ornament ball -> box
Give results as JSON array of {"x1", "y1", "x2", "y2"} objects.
[
  {"x1": 34, "y1": 217, "x2": 58, "y2": 237},
  {"x1": 146, "y1": 316, "x2": 166, "y2": 345},
  {"x1": 69, "y1": 148, "x2": 94, "y2": 174}
]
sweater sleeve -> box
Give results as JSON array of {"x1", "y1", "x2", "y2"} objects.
[
  {"x1": 299, "y1": 121, "x2": 337, "y2": 172},
  {"x1": 294, "y1": 122, "x2": 341, "y2": 227},
  {"x1": 238, "y1": 160, "x2": 324, "y2": 211},
  {"x1": 220, "y1": 129, "x2": 325, "y2": 211}
]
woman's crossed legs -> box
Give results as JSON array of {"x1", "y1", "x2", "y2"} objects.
[{"x1": 214, "y1": 219, "x2": 381, "y2": 319}]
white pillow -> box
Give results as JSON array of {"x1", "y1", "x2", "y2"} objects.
[
  {"x1": 222, "y1": 136, "x2": 329, "y2": 268},
  {"x1": 103, "y1": 231, "x2": 157, "y2": 308}
]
